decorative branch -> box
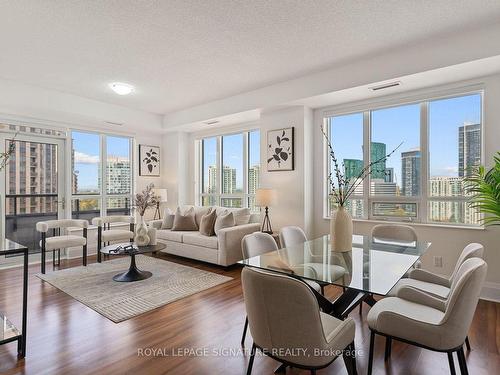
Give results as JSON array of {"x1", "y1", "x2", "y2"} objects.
[
  {"x1": 321, "y1": 124, "x2": 402, "y2": 208},
  {"x1": 133, "y1": 183, "x2": 159, "y2": 216}
]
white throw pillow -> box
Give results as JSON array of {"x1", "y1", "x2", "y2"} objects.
[
  {"x1": 161, "y1": 208, "x2": 175, "y2": 229},
  {"x1": 214, "y1": 211, "x2": 235, "y2": 235}
]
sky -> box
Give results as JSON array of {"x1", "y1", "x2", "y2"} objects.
[
  {"x1": 202, "y1": 130, "x2": 260, "y2": 192},
  {"x1": 73, "y1": 132, "x2": 130, "y2": 191},
  {"x1": 329, "y1": 93, "x2": 481, "y2": 189}
]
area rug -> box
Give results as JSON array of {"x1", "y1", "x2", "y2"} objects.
[{"x1": 37, "y1": 255, "x2": 232, "y2": 323}]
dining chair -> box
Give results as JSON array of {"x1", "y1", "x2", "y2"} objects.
[
  {"x1": 391, "y1": 242, "x2": 484, "y2": 352},
  {"x1": 92, "y1": 216, "x2": 135, "y2": 263},
  {"x1": 240, "y1": 232, "x2": 322, "y2": 346},
  {"x1": 367, "y1": 257, "x2": 487, "y2": 375},
  {"x1": 279, "y1": 226, "x2": 345, "y2": 293},
  {"x1": 371, "y1": 224, "x2": 417, "y2": 242},
  {"x1": 36, "y1": 219, "x2": 88, "y2": 274},
  {"x1": 241, "y1": 267, "x2": 357, "y2": 375}
]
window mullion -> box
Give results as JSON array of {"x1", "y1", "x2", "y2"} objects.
[
  {"x1": 420, "y1": 102, "x2": 429, "y2": 223},
  {"x1": 363, "y1": 111, "x2": 371, "y2": 219},
  {"x1": 101, "y1": 134, "x2": 106, "y2": 216},
  {"x1": 243, "y1": 131, "x2": 249, "y2": 208}
]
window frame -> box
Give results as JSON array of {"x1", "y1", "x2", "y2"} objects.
[
  {"x1": 322, "y1": 88, "x2": 484, "y2": 227},
  {"x1": 197, "y1": 129, "x2": 260, "y2": 211},
  {"x1": 70, "y1": 130, "x2": 134, "y2": 219}
]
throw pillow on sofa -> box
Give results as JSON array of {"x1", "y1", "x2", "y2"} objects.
[
  {"x1": 161, "y1": 208, "x2": 175, "y2": 229},
  {"x1": 172, "y1": 207, "x2": 198, "y2": 231},
  {"x1": 199, "y1": 208, "x2": 217, "y2": 236},
  {"x1": 214, "y1": 210, "x2": 235, "y2": 235},
  {"x1": 214, "y1": 206, "x2": 251, "y2": 225}
]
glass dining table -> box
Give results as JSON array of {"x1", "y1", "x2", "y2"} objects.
[{"x1": 239, "y1": 234, "x2": 431, "y2": 319}]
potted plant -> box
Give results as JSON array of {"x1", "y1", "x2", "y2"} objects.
[
  {"x1": 322, "y1": 126, "x2": 401, "y2": 251},
  {"x1": 465, "y1": 152, "x2": 500, "y2": 226},
  {"x1": 133, "y1": 183, "x2": 159, "y2": 246}
]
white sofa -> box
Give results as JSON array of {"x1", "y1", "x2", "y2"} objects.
[{"x1": 148, "y1": 206, "x2": 261, "y2": 266}]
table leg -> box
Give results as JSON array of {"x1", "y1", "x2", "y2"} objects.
[
  {"x1": 112, "y1": 254, "x2": 152, "y2": 282},
  {"x1": 18, "y1": 247, "x2": 28, "y2": 358}
]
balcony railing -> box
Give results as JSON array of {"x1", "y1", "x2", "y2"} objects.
[{"x1": 4, "y1": 194, "x2": 130, "y2": 253}]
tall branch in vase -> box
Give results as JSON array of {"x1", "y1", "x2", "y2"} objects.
[
  {"x1": 321, "y1": 125, "x2": 402, "y2": 208},
  {"x1": 133, "y1": 183, "x2": 159, "y2": 217}
]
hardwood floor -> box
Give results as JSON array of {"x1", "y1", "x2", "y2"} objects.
[{"x1": 0, "y1": 253, "x2": 499, "y2": 375}]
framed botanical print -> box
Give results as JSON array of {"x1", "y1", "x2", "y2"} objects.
[
  {"x1": 139, "y1": 144, "x2": 160, "y2": 176},
  {"x1": 267, "y1": 127, "x2": 294, "y2": 171}
]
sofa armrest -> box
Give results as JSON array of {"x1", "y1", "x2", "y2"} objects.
[
  {"x1": 148, "y1": 219, "x2": 163, "y2": 230},
  {"x1": 217, "y1": 223, "x2": 260, "y2": 266},
  {"x1": 409, "y1": 268, "x2": 450, "y2": 287}
]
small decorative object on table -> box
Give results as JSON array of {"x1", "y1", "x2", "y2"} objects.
[
  {"x1": 133, "y1": 183, "x2": 159, "y2": 246},
  {"x1": 322, "y1": 126, "x2": 401, "y2": 252}
]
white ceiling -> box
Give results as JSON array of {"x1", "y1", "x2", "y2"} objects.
[{"x1": 1, "y1": 1, "x2": 500, "y2": 116}]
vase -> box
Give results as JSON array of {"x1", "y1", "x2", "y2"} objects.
[
  {"x1": 134, "y1": 216, "x2": 150, "y2": 246},
  {"x1": 330, "y1": 206, "x2": 353, "y2": 252}
]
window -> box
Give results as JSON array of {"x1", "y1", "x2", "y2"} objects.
[
  {"x1": 71, "y1": 131, "x2": 133, "y2": 220},
  {"x1": 324, "y1": 92, "x2": 482, "y2": 226},
  {"x1": 198, "y1": 130, "x2": 260, "y2": 212}
]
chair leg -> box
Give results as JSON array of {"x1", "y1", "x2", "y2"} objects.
[
  {"x1": 246, "y1": 343, "x2": 256, "y2": 375},
  {"x1": 384, "y1": 336, "x2": 392, "y2": 361},
  {"x1": 241, "y1": 316, "x2": 248, "y2": 346},
  {"x1": 57, "y1": 249, "x2": 61, "y2": 266},
  {"x1": 52, "y1": 250, "x2": 56, "y2": 269},
  {"x1": 367, "y1": 331, "x2": 375, "y2": 375},
  {"x1": 343, "y1": 341, "x2": 357, "y2": 375},
  {"x1": 457, "y1": 347, "x2": 469, "y2": 375},
  {"x1": 465, "y1": 336, "x2": 471, "y2": 351},
  {"x1": 447, "y1": 352, "x2": 456, "y2": 375},
  {"x1": 41, "y1": 242, "x2": 46, "y2": 274}
]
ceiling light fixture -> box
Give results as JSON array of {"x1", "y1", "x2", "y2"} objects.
[{"x1": 109, "y1": 82, "x2": 134, "y2": 95}]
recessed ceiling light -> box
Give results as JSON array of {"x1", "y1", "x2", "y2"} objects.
[{"x1": 109, "y1": 82, "x2": 134, "y2": 95}]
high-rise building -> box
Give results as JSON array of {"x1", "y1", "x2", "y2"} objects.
[
  {"x1": 458, "y1": 123, "x2": 481, "y2": 177},
  {"x1": 370, "y1": 142, "x2": 386, "y2": 180},
  {"x1": 222, "y1": 166, "x2": 237, "y2": 193},
  {"x1": 5, "y1": 140, "x2": 58, "y2": 214},
  {"x1": 248, "y1": 165, "x2": 260, "y2": 194},
  {"x1": 344, "y1": 159, "x2": 363, "y2": 180},
  {"x1": 106, "y1": 156, "x2": 131, "y2": 194},
  {"x1": 207, "y1": 165, "x2": 217, "y2": 194},
  {"x1": 401, "y1": 149, "x2": 421, "y2": 196}
]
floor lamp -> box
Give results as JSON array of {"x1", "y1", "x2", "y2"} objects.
[
  {"x1": 255, "y1": 188, "x2": 277, "y2": 234},
  {"x1": 153, "y1": 188, "x2": 168, "y2": 219}
]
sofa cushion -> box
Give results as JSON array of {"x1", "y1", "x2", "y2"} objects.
[
  {"x1": 182, "y1": 232, "x2": 219, "y2": 249},
  {"x1": 161, "y1": 208, "x2": 175, "y2": 229},
  {"x1": 156, "y1": 230, "x2": 190, "y2": 243},
  {"x1": 214, "y1": 206, "x2": 251, "y2": 225},
  {"x1": 199, "y1": 208, "x2": 217, "y2": 236},
  {"x1": 172, "y1": 207, "x2": 198, "y2": 231},
  {"x1": 214, "y1": 211, "x2": 235, "y2": 235}
]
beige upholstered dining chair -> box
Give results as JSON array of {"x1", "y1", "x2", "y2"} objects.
[
  {"x1": 36, "y1": 219, "x2": 89, "y2": 274},
  {"x1": 367, "y1": 257, "x2": 487, "y2": 375},
  {"x1": 371, "y1": 224, "x2": 417, "y2": 243},
  {"x1": 279, "y1": 226, "x2": 346, "y2": 293},
  {"x1": 279, "y1": 225, "x2": 307, "y2": 248},
  {"x1": 240, "y1": 232, "x2": 322, "y2": 346},
  {"x1": 92, "y1": 216, "x2": 135, "y2": 263},
  {"x1": 241, "y1": 267, "x2": 357, "y2": 375}
]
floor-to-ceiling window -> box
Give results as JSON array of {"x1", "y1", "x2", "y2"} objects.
[{"x1": 198, "y1": 129, "x2": 260, "y2": 212}]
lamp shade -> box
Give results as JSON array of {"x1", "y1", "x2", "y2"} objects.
[
  {"x1": 153, "y1": 188, "x2": 168, "y2": 202},
  {"x1": 255, "y1": 188, "x2": 276, "y2": 207}
]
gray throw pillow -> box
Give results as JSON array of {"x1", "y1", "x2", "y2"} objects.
[
  {"x1": 161, "y1": 208, "x2": 175, "y2": 229},
  {"x1": 214, "y1": 211, "x2": 235, "y2": 235},
  {"x1": 199, "y1": 208, "x2": 217, "y2": 236},
  {"x1": 171, "y1": 207, "x2": 198, "y2": 231}
]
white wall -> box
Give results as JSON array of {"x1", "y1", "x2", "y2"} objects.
[{"x1": 311, "y1": 73, "x2": 500, "y2": 288}]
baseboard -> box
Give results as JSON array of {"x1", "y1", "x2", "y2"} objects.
[{"x1": 481, "y1": 282, "x2": 500, "y2": 303}]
